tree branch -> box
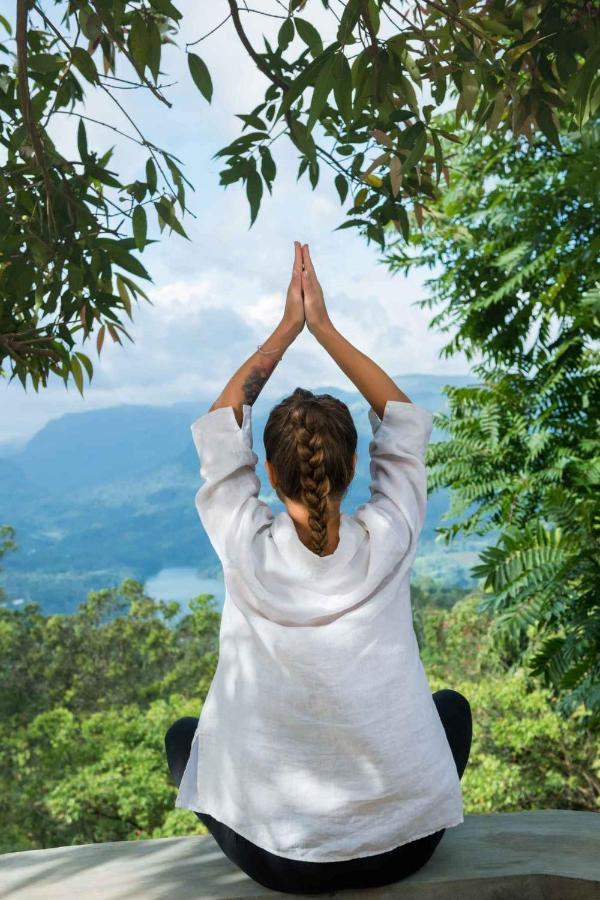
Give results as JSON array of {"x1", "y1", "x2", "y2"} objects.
[
  {"x1": 226, "y1": 0, "x2": 363, "y2": 190},
  {"x1": 186, "y1": 13, "x2": 231, "y2": 49},
  {"x1": 226, "y1": 0, "x2": 288, "y2": 91},
  {"x1": 15, "y1": 0, "x2": 55, "y2": 234},
  {"x1": 89, "y1": 1, "x2": 173, "y2": 108}
]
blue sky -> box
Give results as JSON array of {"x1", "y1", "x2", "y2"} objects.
[{"x1": 1, "y1": 2, "x2": 472, "y2": 446}]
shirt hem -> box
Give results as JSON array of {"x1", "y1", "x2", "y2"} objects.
[{"x1": 175, "y1": 799, "x2": 465, "y2": 863}]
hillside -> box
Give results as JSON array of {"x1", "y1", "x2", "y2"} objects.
[{"x1": 1, "y1": 374, "x2": 488, "y2": 613}]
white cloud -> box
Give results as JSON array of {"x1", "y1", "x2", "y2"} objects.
[{"x1": 0, "y1": 2, "x2": 474, "y2": 447}]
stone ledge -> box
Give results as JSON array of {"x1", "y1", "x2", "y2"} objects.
[{"x1": 0, "y1": 811, "x2": 598, "y2": 899}]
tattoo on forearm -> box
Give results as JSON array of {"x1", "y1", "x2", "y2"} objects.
[{"x1": 242, "y1": 361, "x2": 277, "y2": 405}]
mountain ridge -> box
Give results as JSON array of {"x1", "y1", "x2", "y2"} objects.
[{"x1": 1, "y1": 374, "x2": 484, "y2": 613}]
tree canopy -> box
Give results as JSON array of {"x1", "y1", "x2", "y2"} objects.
[
  {"x1": 386, "y1": 116, "x2": 600, "y2": 723},
  {"x1": 1, "y1": 579, "x2": 596, "y2": 852},
  {"x1": 1, "y1": 1, "x2": 599, "y2": 390}
]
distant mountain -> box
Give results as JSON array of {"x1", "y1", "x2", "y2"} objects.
[{"x1": 1, "y1": 374, "x2": 487, "y2": 613}]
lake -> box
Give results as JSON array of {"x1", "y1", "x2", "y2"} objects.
[{"x1": 144, "y1": 567, "x2": 225, "y2": 612}]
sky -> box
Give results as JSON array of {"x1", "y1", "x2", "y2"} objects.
[{"x1": 1, "y1": 1, "x2": 473, "y2": 448}]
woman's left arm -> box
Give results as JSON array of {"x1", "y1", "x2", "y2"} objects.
[{"x1": 208, "y1": 242, "x2": 305, "y2": 424}]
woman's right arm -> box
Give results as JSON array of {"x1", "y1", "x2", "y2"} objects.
[
  {"x1": 300, "y1": 244, "x2": 434, "y2": 547},
  {"x1": 300, "y1": 244, "x2": 411, "y2": 417}
]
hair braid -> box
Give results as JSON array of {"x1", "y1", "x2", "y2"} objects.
[
  {"x1": 294, "y1": 407, "x2": 331, "y2": 556},
  {"x1": 263, "y1": 388, "x2": 358, "y2": 558}
]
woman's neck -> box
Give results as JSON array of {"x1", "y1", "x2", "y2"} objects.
[{"x1": 285, "y1": 499, "x2": 342, "y2": 553}]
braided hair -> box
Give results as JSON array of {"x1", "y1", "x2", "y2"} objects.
[{"x1": 264, "y1": 388, "x2": 358, "y2": 556}]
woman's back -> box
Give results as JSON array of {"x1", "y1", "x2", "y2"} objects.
[{"x1": 174, "y1": 398, "x2": 464, "y2": 862}]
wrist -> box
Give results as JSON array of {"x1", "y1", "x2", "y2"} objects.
[
  {"x1": 310, "y1": 317, "x2": 336, "y2": 342},
  {"x1": 277, "y1": 318, "x2": 303, "y2": 345}
]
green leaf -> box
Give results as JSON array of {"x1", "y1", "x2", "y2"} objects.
[
  {"x1": 70, "y1": 354, "x2": 84, "y2": 396},
  {"x1": 97, "y1": 239, "x2": 152, "y2": 279},
  {"x1": 394, "y1": 204, "x2": 409, "y2": 242},
  {"x1": 77, "y1": 119, "x2": 88, "y2": 161},
  {"x1": 0, "y1": 13, "x2": 12, "y2": 34},
  {"x1": 146, "y1": 158, "x2": 157, "y2": 194},
  {"x1": 337, "y1": 0, "x2": 360, "y2": 45},
  {"x1": 402, "y1": 47, "x2": 422, "y2": 88},
  {"x1": 188, "y1": 52, "x2": 213, "y2": 103},
  {"x1": 536, "y1": 103, "x2": 561, "y2": 150},
  {"x1": 295, "y1": 18, "x2": 323, "y2": 57},
  {"x1": 149, "y1": 0, "x2": 182, "y2": 20},
  {"x1": 75, "y1": 351, "x2": 94, "y2": 381},
  {"x1": 297, "y1": 157, "x2": 309, "y2": 181},
  {"x1": 89, "y1": 165, "x2": 122, "y2": 189},
  {"x1": 366, "y1": 0, "x2": 380, "y2": 36},
  {"x1": 479, "y1": 15, "x2": 513, "y2": 37},
  {"x1": 460, "y1": 70, "x2": 478, "y2": 116},
  {"x1": 334, "y1": 218, "x2": 370, "y2": 231},
  {"x1": 431, "y1": 130, "x2": 443, "y2": 183},
  {"x1": 307, "y1": 55, "x2": 335, "y2": 132},
  {"x1": 129, "y1": 12, "x2": 148, "y2": 70},
  {"x1": 236, "y1": 112, "x2": 268, "y2": 132},
  {"x1": 278, "y1": 17, "x2": 294, "y2": 51},
  {"x1": 118, "y1": 274, "x2": 151, "y2": 302},
  {"x1": 402, "y1": 126, "x2": 427, "y2": 173},
  {"x1": 398, "y1": 73, "x2": 419, "y2": 115},
  {"x1": 132, "y1": 205, "x2": 148, "y2": 251},
  {"x1": 154, "y1": 197, "x2": 189, "y2": 239},
  {"x1": 79, "y1": 9, "x2": 102, "y2": 42},
  {"x1": 504, "y1": 34, "x2": 550, "y2": 65},
  {"x1": 333, "y1": 53, "x2": 353, "y2": 123},
  {"x1": 277, "y1": 50, "x2": 333, "y2": 122},
  {"x1": 220, "y1": 161, "x2": 252, "y2": 185},
  {"x1": 259, "y1": 147, "x2": 276, "y2": 188},
  {"x1": 246, "y1": 170, "x2": 263, "y2": 227},
  {"x1": 289, "y1": 117, "x2": 316, "y2": 162},
  {"x1": 28, "y1": 53, "x2": 63, "y2": 73},
  {"x1": 335, "y1": 173, "x2": 348, "y2": 204},
  {"x1": 116, "y1": 276, "x2": 133, "y2": 319},
  {"x1": 118, "y1": 251, "x2": 152, "y2": 279},
  {"x1": 146, "y1": 18, "x2": 162, "y2": 82},
  {"x1": 71, "y1": 47, "x2": 98, "y2": 84}
]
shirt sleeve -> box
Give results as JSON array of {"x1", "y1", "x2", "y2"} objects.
[
  {"x1": 190, "y1": 403, "x2": 273, "y2": 569},
  {"x1": 362, "y1": 399, "x2": 434, "y2": 549}
]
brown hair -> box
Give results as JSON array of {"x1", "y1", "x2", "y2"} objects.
[{"x1": 263, "y1": 388, "x2": 358, "y2": 556}]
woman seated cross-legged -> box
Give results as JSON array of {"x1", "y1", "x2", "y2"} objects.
[{"x1": 165, "y1": 242, "x2": 472, "y2": 895}]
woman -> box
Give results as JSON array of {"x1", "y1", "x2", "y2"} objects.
[{"x1": 165, "y1": 242, "x2": 472, "y2": 894}]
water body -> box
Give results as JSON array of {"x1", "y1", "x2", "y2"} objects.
[{"x1": 144, "y1": 567, "x2": 224, "y2": 612}]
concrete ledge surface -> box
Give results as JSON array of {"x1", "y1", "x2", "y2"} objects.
[{"x1": 0, "y1": 810, "x2": 598, "y2": 899}]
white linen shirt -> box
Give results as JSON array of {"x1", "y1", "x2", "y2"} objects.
[{"x1": 175, "y1": 399, "x2": 464, "y2": 862}]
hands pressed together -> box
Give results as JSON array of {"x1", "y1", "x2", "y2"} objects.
[{"x1": 283, "y1": 241, "x2": 331, "y2": 338}]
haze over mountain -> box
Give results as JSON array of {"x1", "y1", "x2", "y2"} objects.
[{"x1": 1, "y1": 374, "x2": 487, "y2": 613}]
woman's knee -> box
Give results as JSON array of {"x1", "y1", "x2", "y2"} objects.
[
  {"x1": 433, "y1": 689, "x2": 471, "y2": 722},
  {"x1": 164, "y1": 716, "x2": 198, "y2": 748},
  {"x1": 433, "y1": 689, "x2": 472, "y2": 777},
  {"x1": 164, "y1": 716, "x2": 198, "y2": 787},
  {"x1": 164, "y1": 716, "x2": 198, "y2": 766}
]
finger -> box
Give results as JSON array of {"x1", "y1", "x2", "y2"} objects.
[
  {"x1": 301, "y1": 244, "x2": 310, "y2": 279},
  {"x1": 293, "y1": 241, "x2": 302, "y2": 277},
  {"x1": 302, "y1": 243, "x2": 316, "y2": 277}
]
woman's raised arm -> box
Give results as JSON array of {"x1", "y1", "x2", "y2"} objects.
[
  {"x1": 208, "y1": 242, "x2": 305, "y2": 426},
  {"x1": 301, "y1": 244, "x2": 411, "y2": 420}
]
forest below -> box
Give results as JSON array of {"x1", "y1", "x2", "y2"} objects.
[{"x1": 1, "y1": 576, "x2": 596, "y2": 854}]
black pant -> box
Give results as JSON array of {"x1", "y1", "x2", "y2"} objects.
[{"x1": 165, "y1": 688, "x2": 472, "y2": 895}]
